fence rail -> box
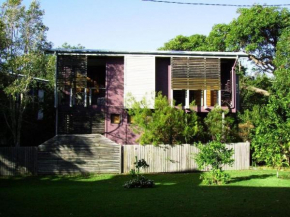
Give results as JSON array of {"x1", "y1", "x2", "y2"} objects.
[
  {"x1": 123, "y1": 142, "x2": 250, "y2": 173},
  {"x1": 0, "y1": 147, "x2": 38, "y2": 176}
]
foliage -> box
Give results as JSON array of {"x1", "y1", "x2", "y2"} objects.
[
  {"x1": 238, "y1": 27, "x2": 290, "y2": 177},
  {"x1": 239, "y1": 74, "x2": 271, "y2": 110},
  {"x1": 157, "y1": 5, "x2": 290, "y2": 174},
  {"x1": 123, "y1": 157, "x2": 154, "y2": 188},
  {"x1": 127, "y1": 92, "x2": 199, "y2": 145},
  {"x1": 59, "y1": 42, "x2": 85, "y2": 49},
  {"x1": 159, "y1": 5, "x2": 290, "y2": 75},
  {"x1": 194, "y1": 140, "x2": 234, "y2": 185},
  {"x1": 130, "y1": 158, "x2": 149, "y2": 177},
  {"x1": 226, "y1": 5, "x2": 290, "y2": 74},
  {"x1": 205, "y1": 24, "x2": 230, "y2": 51},
  {"x1": 204, "y1": 106, "x2": 236, "y2": 142},
  {"x1": 240, "y1": 80, "x2": 290, "y2": 177},
  {"x1": 237, "y1": 110, "x2": 254, "y2": 142},
  {"x1": 200, "y1": 169, "x2": 231, "y2": 185},
  {"x1": 159, "y1": 34, "x2": 208, "y2": 51},
  {"x1": 247, "y1": 31, "x2": 290, "y2": 175},
  {"x1": 0, "y1": 0, "x2": 54, "y2": 146},
  {"x1": 195, "y1": 140, "x2": 234, "y2": 171},
  {"x1": 250, "y1": 102, "x2": 290, "y2": 177},
  {"x1": 0, "y1": 18, "x2": 7, "y2": 60}
]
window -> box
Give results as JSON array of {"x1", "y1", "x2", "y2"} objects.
[
  {"x1": 173, "y1": 90, "x2": 186, "y2": 106},
  {"x1": 207, "y1": 90, "x2": 218, "y2": 107},
  {"x1": 189, "y1": 90, "x2": 203, "y2": 106},
  {"x1": 127, "y1": 114, "x2": 134, "y2": 124},
  {"x1": 111, "y1": 114, "x2": 121, "y2": 124}
]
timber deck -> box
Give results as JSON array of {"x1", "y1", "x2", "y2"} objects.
[{"x1": 38, "y1": 134, "x2": 121, "y2": 174}]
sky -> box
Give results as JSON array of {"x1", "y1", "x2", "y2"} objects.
[{"x1": 2, "y1": 0, "x2": 290, "y2": 51}]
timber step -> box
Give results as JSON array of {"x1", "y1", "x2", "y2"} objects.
[{"x1": 37, "y1": 134, "x2": 121, "y2": 175}]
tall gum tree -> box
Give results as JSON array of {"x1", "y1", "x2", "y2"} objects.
[
  {"x1": 0, "y1": 0, "x2": 53, "y2": 147},
  {"x1": 226, "y1": 5, "x2": 290, "y2": 74}
]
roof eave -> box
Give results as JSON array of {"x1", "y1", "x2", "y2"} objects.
[{"x1": 44, "y1": 48, "x2": 248, "y2": 58}]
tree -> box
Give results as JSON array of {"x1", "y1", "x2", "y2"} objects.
[
  {"x1": 0, "y1": 0, "x2": 53, "y2": 147},
  {"x1": 159, "y1": 6, "x2": 290, "y2": 97},
  {"x1": 225, "y1": 5, "x2": 290, "y2": 74},
  {"x1": 159, "y1": 5, "x2": 290, "y2": 75},
  {"x1": 239, "y1": 28, "x2": 290, "y2": 177},
  {"x1": 59, "y1": 42, "x2": 85, "y2": 49},
  {"x1": 239, "y1": 75, "x2": 271, "y2": 109},
  {"x1": 159, "y1": 34, "x2": 208, "y2": 51},
  {"x1": 206, "y1": 24, "x2": 230, "y2": 52},
  {"x1": 250, "y1": 105, "x2": 290, "y2": 178},
  {"x1": 0, "y1": 18, "x2": 7, "y2": 56},
  {"x1": 127, "y1": 92, "x2": 199, "y2": 145},
  {"x1": 158, "y1": 5, "x2": 290, "y2": 174}
]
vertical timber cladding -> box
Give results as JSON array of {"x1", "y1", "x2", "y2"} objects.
[
  {"x1": 171, "y1": 57, "x2": 221, "y2": 105},
  {"x1": 57, "y1": 55, "x2": 105, "y2": 134}
]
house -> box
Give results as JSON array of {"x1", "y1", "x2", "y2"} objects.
[{"x1": 46, "y1": 49, "x2": 247, "y2": 144}]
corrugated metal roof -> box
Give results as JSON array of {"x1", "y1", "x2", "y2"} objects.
[{"x1": 45, "y1": 48, "x2": 248, "y2": 58}]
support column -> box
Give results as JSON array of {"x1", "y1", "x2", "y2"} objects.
[
  {"x1": 171, "y1": 89, "x2": 173, "y2": 106},
  {"x1": 204, "y1": 90, "x2": 207, "y2": 108},
  {"x1": 84, "y1": 88, "x2": 87, "y2": 107},
  {"x1": 218, "y1": 90, "x2": 221, "y2": 106},
  {"x1": 69, "y1": 88, "x2": 73, "y2": 107},
  {"x1": 185, "y1": 89, "x2": 190, "y2": 108}
]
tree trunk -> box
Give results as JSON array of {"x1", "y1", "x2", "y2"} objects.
[{"x1": 15, "y1": 108, "x2": 23, "y2": 147}]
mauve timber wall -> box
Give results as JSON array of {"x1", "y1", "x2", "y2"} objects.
[
  {"x1": 105, "y1": 57, "x2": 138, "y2": 144},
  {"x1": 156, "y1": 57, "x2": 170, "y2": 99}
]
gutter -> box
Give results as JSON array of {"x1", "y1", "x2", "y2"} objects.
[{"x1": 44, "y1": 48, "x2": 248, "y2": 58}]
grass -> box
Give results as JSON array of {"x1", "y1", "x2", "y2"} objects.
[{"x1": 1, "y1": 170, "x2": 290, "y2": 217}]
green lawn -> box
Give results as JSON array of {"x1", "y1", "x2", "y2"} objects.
[{"x1": 1, "y1": 170, "x2": 290, "y2": 217}]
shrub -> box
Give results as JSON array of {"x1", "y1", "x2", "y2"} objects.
[
  {"x1": 127, "y1": 92, "x2": 199, "y2": 145},
  {"x1": 204, "y1": 106, "x2": 236, "y2": 142},
  {"x1": 123, "y1": 175, "x2": 155, "y2": 188},
  {"x1": 123, "y1": 157, "x2": 155, "y2": 188},
  {"x1": 194, "y1": 140, "x2": 234, "y2": 185},
  {"x1": 200, "y1": 169, "x2": 231, "y2": 185}
]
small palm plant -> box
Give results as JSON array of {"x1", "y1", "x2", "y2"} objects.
[{"x1": 123, "y1": 156, "x2": 155, "y2": 188}]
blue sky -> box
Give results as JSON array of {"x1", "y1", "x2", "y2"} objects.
[{"x1": 3, "y1": 0, "x2": 290, "y2": 51}]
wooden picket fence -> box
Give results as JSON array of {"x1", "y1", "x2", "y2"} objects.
[
  {"x1": 0, "y1": 147, "x2": 38, "y2": 176},
  {"x1": 0, "y1": 141, "x2": 250, "y2": 176},
  {"x1": 123, "y1": 142, "x2": 250, "y2": 173}
]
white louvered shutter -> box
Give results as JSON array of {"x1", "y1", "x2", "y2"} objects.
[{"x1": 124, "y1": 55, "x2": 155, "y2": 108}]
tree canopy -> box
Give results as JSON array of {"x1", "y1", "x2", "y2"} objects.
[
  {"x1": 159, "y1": 34, "x2": 208, "y2": 51},
  {"x1": 159, "y1": 5, "x2": 290, "y2": 173},
  {"x1": 59, "y1": 42, "x2": 85, "y2": 49},
  {"x1": 160, "y1": 5, "x2": 290, "y2": 74},
  {"x1": 0, "y1": 0, "x2": 54, "y2": 146}
]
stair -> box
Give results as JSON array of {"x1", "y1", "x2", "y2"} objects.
[{"x1": 37, "y1": 134, "x2": 121, "y2": 175}]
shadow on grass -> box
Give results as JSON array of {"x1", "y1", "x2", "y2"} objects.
[{"x1": 229, "y1": 174, "x2": 275, "y2": 184}]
